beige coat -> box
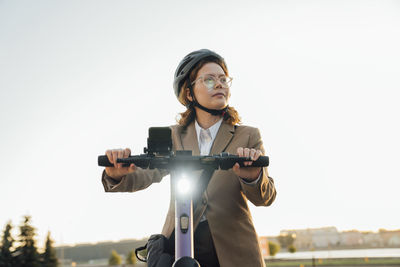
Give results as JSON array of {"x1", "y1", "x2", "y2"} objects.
[{"x1": 102, "y1": 121, "x2": 277, "y2": 267}]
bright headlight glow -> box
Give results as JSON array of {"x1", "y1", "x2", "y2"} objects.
[{"x1": 177, "y1": 176, "x2": 191, "y2": 195}]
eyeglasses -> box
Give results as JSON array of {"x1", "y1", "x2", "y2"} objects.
[{"x1": 192, "y1": 75, "x2": 233, "y2": 90}]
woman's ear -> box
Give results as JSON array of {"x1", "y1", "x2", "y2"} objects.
[{"x1": 186, "y1": 88, "x2": 193, "y2": 102}]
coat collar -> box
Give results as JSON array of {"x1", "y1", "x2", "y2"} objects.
[
  {"x1": 178, "y1": 120, "x2": 235, "y2": 156},
  {"x1": 179, "y1": 121, "x2": 200, "y2": 155},
  {"x1": 210, "y1": 121, "x2": 235, "y2": 155}
]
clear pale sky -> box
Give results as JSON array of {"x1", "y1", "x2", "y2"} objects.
[{"x1": 1, "y1": 0, "x2": 399, "y2": 246}]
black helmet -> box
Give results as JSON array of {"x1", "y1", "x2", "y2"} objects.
[{"x1": 173, "y1": 49, "x2": 226, "y2": 101}]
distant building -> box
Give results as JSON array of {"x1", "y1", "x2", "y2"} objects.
[
  {"x1": 261, "y1": 227, "x2": 400, "y2": 252},
  {"x1": 280, "y1": 227, "x2": 340, "y2": 250},
  {"x1": 281, "y1": 229, "x2": 312, "y2": 250},
  {"x1": 379, "y1": 229, "x2": 400, "y2": 247},
  {"x1": 311, "y1": 227, "x2": 340, "y2": 248},
  {"x1": 340, "y1": 230, "x2": 363, "y2": 246},
  {"x1": 362, "y1": 232, "x2": 383, "y2": 247},
  {"x1": 258, "y1": 236, "x2": 271, "y2": 257}
]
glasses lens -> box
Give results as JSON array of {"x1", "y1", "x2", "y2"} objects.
[
  {"x1": 199, "y1": 75, "x2": 232, "y2": 90},
  {"x1": 219, "y1": 76, "x2": 232, "y2": 88},
  {"x1": 203, "y1": 76, "x2": 216, "y2": 90}
]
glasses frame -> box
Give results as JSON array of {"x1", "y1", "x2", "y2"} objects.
[{"x1": 191, "y1": 75, "x2": 233, "y2": 89}]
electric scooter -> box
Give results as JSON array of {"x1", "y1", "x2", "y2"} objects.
[{"x1": 98, "y1": 127, "x2": 269, "y2": 267}]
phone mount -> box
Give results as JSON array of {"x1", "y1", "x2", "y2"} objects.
[{"x1": 144, "y1": 127, "x2": 173, "y2": 156}]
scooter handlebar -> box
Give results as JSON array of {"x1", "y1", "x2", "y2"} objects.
[{"x1": 98, "y1": 153, "x2": 269, "y2": 170}]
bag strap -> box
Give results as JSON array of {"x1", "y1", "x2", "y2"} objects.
[{"x1": 135, "y1": 243, "x2": 148, "y2": 262}]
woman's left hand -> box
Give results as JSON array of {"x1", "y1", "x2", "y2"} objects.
[{"x1": 232, "y1": 147, "x2": 263, "y2": 181}]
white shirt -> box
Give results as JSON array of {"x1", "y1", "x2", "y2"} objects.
[{"x1": 195, "y1": 119, "x2": 223, "y2": 155}]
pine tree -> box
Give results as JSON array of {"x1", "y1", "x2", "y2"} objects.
[
  {"x1": 14, "y1": 216, "x2": 40, "y2": 267},
  {"x1": 126, "y1": 249, "x2": 136, "y2": 265},
  {"x1": 0, "y1": 221, "x2": 15, "y2": 267},
  {"x1": 108, "y1": 249, "x2": 122, "y2": 266},
  {"x1": 41, "y1": 231, "x2": 58, "y2": 267}
]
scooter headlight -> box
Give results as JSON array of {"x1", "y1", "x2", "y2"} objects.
[{"x1": 177, "y1": 175, "x2": 192, "y2": 195}]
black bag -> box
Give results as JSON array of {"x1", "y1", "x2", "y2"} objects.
[{"x1": 135, "y1": 234, "x2": 174, "y2": 267}]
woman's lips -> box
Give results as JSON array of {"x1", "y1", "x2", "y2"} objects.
[{"x1": 212, "y1": 93, "x2": 225, "y2": 97}]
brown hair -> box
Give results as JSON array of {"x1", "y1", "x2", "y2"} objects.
[{"x1": 176, "y1": 57, "x2": 241, "y2": 127}]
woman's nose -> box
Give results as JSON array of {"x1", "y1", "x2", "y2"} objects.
[{"x1": 215, "y1": 80, "x2": 223, "y2": 88}]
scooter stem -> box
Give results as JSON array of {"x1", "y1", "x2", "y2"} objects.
[{"x1": 172, "y1": 171, "x2": 194, "y2": 260}]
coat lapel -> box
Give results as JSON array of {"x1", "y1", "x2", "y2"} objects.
[
  {"x1": 179, "y1": 121, "x2": 200, "y2": 156},
  {"x1": 177, "y1": 120, "x2": 235, "y2": 155},
  {"x1": 210, "y1": 121, "x2": 235, "y2": 155}
]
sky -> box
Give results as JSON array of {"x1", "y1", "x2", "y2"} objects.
[{"x1": 1, "y1": 0, "x2": 399, "y2": 247}]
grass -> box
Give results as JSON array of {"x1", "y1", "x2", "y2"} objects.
[{"x1": 265, "y1": 257, "x2": 400, "y2": 266}]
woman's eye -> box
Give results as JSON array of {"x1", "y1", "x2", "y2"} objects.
[{"x1": 205, "y1": 78, "x2": 215, "y2": 86}]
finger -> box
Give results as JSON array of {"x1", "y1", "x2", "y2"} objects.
[
  {"x1": 117, "y1": 150, "x2": 124, "y2": 168},
  {"x1": 123, "y1": 148, "x2": 131, "y2": 158},
  {"x1": 232, "y1": 162, "x2": 240, "y2": 174},
  {"x1": 237, "y1": 147, "x2": 244, "y2": 157},
  {"x1": 253, "y1": 150, "x2": 262, "y2": 161},
  {"x1": 106, "y1": 150, "x2": 114, "y2": 165},
  {"x1": 243, "y1": 148, "x2": 250, "y2": 166},
  {"x1": 249, "y1": 148, "x2": 256, "y2": 160},
  {"x1": 246, "y1": 148, "x2": 256, "y2": 166},
  {"x1": 243, "y1": 148, "x2": 250, "y2": 157},
  {"x1": 112, "y1": 150, "x2": 119, "y2": 167},
  {"x1": 129, "y1": 163, "x2": 136, "y2": 172}
]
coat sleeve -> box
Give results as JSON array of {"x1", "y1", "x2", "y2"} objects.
[
  {"x1": 102, "y1": 168, "x2": 169, "y2": 192},
  {"x1": 239, "y1": 127, "x2": 277, "y2": 206}
]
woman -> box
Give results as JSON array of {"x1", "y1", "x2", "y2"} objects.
[{"x1": 102, "y1": 49, "x2": 277, "y2": 267}]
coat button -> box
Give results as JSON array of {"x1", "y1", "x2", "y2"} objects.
[{"x1": 202, "y1": 197, "x2": 207, "y2": 205}]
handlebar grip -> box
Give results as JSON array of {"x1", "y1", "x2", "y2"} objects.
[
  {"x1": 98, "y1": 155, "x2": 114, "y2": 167},
  {"x1": 219, "y1": 155, "x2": 269, "y2": 170},
  {"x1": 243, "y1": 155, "x2": 269, "y2": 167},
  {"x1": 97, "y1": 155, "x2": 151, "y2": 169}
]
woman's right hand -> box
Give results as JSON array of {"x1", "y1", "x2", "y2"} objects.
[{"x1": 105, "y1": 148, "x2": 136, "y2": 180}]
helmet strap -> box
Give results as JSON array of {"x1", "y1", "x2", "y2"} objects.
[{"x1": 187, "y1": 81, "x2": 229, "y2": 117}]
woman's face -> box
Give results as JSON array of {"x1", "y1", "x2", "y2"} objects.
[{"x1": 188, "y1": 62, "x2": 230, "y2": 110}]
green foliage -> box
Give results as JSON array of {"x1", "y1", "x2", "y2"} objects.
[
  {"x1": 268, "y1": 241, "x2": 280, "y2": 256},
  {"x1": 0, "y1": 221, "x2": 15, "y2": 267},
  {"x1": 14, "y1": 216, "x2": 40, "y2": 267},
  {"x1": 288, "y1": 244, "x2": 296, "y2": 253},
  {"x1": 126, "y1": 249, "x2": 137, "y2": 265},
  {"x1": 0, "y1": 216, "x2": 59, "y2": 267},
  {"x1": 277, "y1": 234, "x2": 295, "y2": 249},
  {"x1": 109, "y1": 249, "x2": 122, "y2": 266},
  {"x1": 41, "y1": 231, "x2": 58, "y2": 267},
  {"x1": 54, "y1": 239, "x2": 148, "y2": 263}
]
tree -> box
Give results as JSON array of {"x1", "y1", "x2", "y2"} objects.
[
  {"x1": 14, "y1": 216, "x2": 40, "y2": 267},
  {"x1": 268, "y1": 241, "x2": 280, "y2": 256},
  {"x1": 0, "y1": 221, "x2": 15, "y2": 267},
  {"x1": 277, "y1": 233, "x2": 295, "y2": 249},
  {"x1": 288, "y1": 244, "x2": 297, "y2": 253},
  {"x1": 108, "y1": 249, "x2": 122, "y2": 266},
  {"x1": 41, "y1": 231, "x2": 58, "y2": 267},
  {"x1": 125, "y1": 249, "x2": 136, "y2": 265}
]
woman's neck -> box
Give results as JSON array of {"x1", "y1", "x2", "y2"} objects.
[{"x1": 195, "y1": 107, "x2": 222, "y2": 129}]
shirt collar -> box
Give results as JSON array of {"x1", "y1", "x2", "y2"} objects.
[{"x1": 195, "y1": 118, "x2": 223, "y2": 142}]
